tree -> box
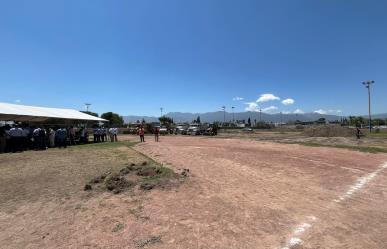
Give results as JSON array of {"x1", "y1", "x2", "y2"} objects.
[
  {"x1": 247, "y1": 117, "x2": 251, "y2": 127},
  {"x1": 159, "y1": 116, "x2": 174, "y2": 130},
  {"x1": 196, "y1": 116, "x2": 201, "y2": 124},
  {"x1": 80, "y1": 111, "x2": 98, "y2": 117},
  {"x1": 101, "y1": 112, "x2": 124, "y2": 126}
]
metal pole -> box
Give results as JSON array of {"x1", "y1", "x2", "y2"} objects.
[
  {"x1": 368, "y1": 86, "x2": 371, "y2": 133},
  {"x1": 232, "y1": 107, "x2": 235, "y2": 122},
  {"x1": 362, "y1": 80, "x2": 374, "y2": 133}
]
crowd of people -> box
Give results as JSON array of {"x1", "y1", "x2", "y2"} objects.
[
  {"x1": 0, "y1": 124, "x2": 120, "y2": 153},
  {"x1": 92, "y1": 127, "x2": 118, "y2": 143}
]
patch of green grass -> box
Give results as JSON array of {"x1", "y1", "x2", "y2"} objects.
[
  {"x1": 282, "y1": 141, "x2": 387, "y2": 153},
  {"x1": 68, "y1": 141, "x2": 139, "y2": 151},
  {"x1": 142, "y1": 165, "x2": 175, "y2": 185},
  {"x1": 368, "y1": 132, "x2": 387, "y2": 138}
]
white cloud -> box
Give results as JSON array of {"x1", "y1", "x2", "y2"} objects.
[
  {"x1": 15, "y1": 99, "x2": 21, "y2": 103},
  {"x1": 262, "y1": 106, "x2": 278, "y2": 112},
  {"x1": 256, "y1": 93, "x2": 280, "y2": 103},
  {"x1": 232, "y1": 96, "x2": 244, "y2": 101},
  {"x1": 314, "y1": 109, "x2": 327, "y2": 115},
  {"x1": 293, "y1": 109, "x2": 304, "y2": 114},
  {"x1": 244, "y1": 102, "x2": 259, "y2": 112},
  {"x1": 314, "y1": 109, "x2": 342, "y2": 115},
  {"x1": 281, "y1": 98, "x2": 295, "y2": 105},
  {"x1": 328, "y1": 109, "x2": 342, "y2": 114},
  {"x1": 282, "y1": 111, "x2": 291, "y2": 114}
]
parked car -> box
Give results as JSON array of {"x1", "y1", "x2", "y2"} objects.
[
  {"x1": 243, "y1": 127, "x2": 253, "y2": 132},
  {"x1": 159, "y1": 126, "x2": 168, "y2": 135},
  {"x1": 174, "y1": 125, "x2": 187, "y2": 135},
  {"x1": 187, "y1": 127, "x2": 201, "y2": 135}
]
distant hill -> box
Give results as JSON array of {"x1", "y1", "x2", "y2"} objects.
[
  {"x1": 364, "y1": 113, "x2": 387, "y2": 119},
  {"x1": 123, "y1": 111, "x2": 344, "y2": 124}
]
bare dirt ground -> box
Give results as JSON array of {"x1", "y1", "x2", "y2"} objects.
[
  {"x1": 217, "y1": 130, "x2": 387, "y2": 149},
  {"x1": 136, "y1": 136, "x2": 387, "y2": 249},
  {"x1": 1, "y1": 135, "x2": 387, "y2": 249}
]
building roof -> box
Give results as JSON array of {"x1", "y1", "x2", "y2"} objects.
[{"x1": 0, "y1": 102, "x2": 107, "y2": 122}]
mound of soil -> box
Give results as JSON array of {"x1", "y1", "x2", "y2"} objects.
[
  {"x1": 85, "y1": 162, "x2": 185, "y2": 194},
  {"x1": 303, "y1": 125, "x2": 355, "y2": 137},
  {"x1": 104, "y1": 173, "x2": 134, "y2": 194}
]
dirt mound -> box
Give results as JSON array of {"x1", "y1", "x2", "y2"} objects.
[
  {"x1": 104, "y1": 173, "x2": 134, "y2": 194},
  {"x1": 303, "y1": 125, "x2": 355, "y2": 137},
  {"x1": 85, "y1": 162, "x2": 184, "y2": 194}
]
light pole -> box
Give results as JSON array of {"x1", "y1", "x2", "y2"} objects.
[
  {"x1": 85, "y1": 103, "x2": 91, "y2": 112},
  {"x1": 232, "y1": 107, "x2": 235, "y2": 123},
  {"x1": 362, "y1": 80, "x2": 375, "y2": 133},
  {"x1": 160, "y1": 107, "x2": 163, "y2": 117}
]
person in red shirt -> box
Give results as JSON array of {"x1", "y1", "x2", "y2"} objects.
[{"x1": 138, "y1": 126, "x2": 145, "y2": 142}]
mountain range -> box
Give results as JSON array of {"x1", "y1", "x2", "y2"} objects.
[{"x1": 122, "y1": 111, "x2": 383, "y2": 124}]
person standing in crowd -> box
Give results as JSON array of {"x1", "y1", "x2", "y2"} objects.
[
  {"x1": 109, "y1": 127, "x2": 114, "y2": 142},
  {"x1": 104, "y1": 127, "x2": 108, "y2": 142},
  {"x1": 93, "y1": 127, "x2": 98, "y2": 143},
  {"x1": 80, "y1": 127, "x2": 88, "y2": 143},
  {"x1": 154, "y1": 126, "x2": 160, "y2": 142},
  {"x1": 39, "y1": 127, "x2": 47, "y2": 150},
  {"x1": 113, "y1": 127, "x2": 118, "y2": 142},
  {"x1": 68, "y1": 126, "x2": 76, "y2": 145},
  {"x1": 21, "y1": 125, "x2": 31, "y2": 150},
  {"x1": 0, "y1": 127, "x2": 6, "y2": 153},
  {"x1": 100, "y1": 127, "x2": 105, "y2": 142},
  {"x1": 8, "y1": 124, "x2": 23, "y2": 152},
  {"x1": 32, "y1": 127, "x2": 41, "y2": 150},
  {"x1": 48, "y1": 128, "x2": 55, "y2": 147},
  {"x1": 56, "y1": 128, "x2": 67, "y2": 148},
  {"x1": 138, "y1": 126, "x2": 145, "y2": 142}
]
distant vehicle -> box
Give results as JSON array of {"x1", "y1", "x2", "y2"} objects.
[
  {"x1": 159, "y1": 126, "x2": 168, "y2": 135},
  {"x1": 187, "y1": 127, "x2": 200, "y2": 135},
  {"x1": 243, "y1": 127, "x2": 253, "y2": 132},
  {"x1": 174, "y1": 125, "x2": 187, "y2": 135},
  {"x1": 187, "y1": 124, "x2": 201, "y2": 135},
  {"x1": 203, "y1": 128, "x2": 215, "y2": 136}
]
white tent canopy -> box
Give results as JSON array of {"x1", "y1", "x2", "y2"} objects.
[{"x1": 0, "y1": 102, "x2": 107, "y2": 122}]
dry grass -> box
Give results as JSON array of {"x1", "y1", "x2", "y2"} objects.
[{"x1": 0, "y1": 140, "x2": 146, "y2": 212}]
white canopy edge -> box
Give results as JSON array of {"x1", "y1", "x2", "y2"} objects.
[{"x1": 0, "y1": 102, "x2": 107, "y2": 122}]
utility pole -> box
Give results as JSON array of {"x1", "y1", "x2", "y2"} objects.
[
  {"x1": 362, "y1": 80, "x2": 375, "y2": 133},
  {"x1": 85, "y1": 103, "x2": 91, "y2": 112},
  {"x1": 232, "y1": 107, "x2": 235, "y2": 123}
]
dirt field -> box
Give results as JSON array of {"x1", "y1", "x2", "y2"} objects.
[
  {"x1": 1, "y1": 135, "x2": 387, "y2": 248},
  {"x1": 218, "y1": 130, "x2": 387, "y2": 150}
]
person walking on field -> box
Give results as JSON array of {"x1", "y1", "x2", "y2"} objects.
[
  {"x1": 139, "y1": 126, "x2": 145, "y2": 142},
  {"x1": 356, "y1": 127, "x2": 363, "y2": 139},
  {"x1": 154, "y1": 126, "x2": 160, "y2": 142}
]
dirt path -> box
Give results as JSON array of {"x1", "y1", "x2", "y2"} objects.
[{"x1": 135, "y1": 136, "x2": 387, "y2": 249}]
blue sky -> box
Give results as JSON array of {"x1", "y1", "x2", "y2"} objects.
[{"x1": 0, "y1": 0, "x2": 386, "y2": 116}]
